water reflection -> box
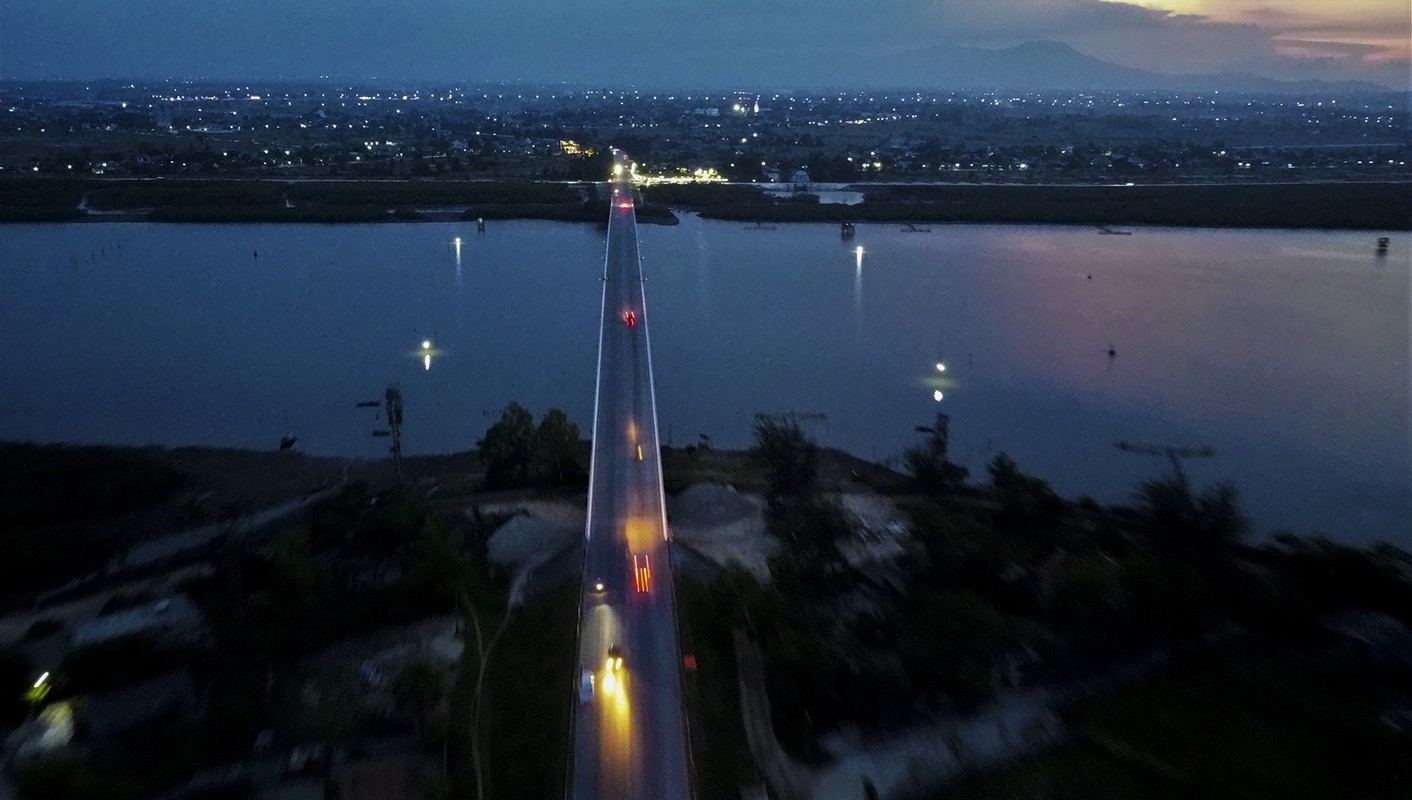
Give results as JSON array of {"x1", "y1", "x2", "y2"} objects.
[
  {"x1": 0, "y1": 220, "x2": 1405, "y2": 544},
  {"x1": 853, "y1": 244, "x2": 864, "y2": 317},
  {"x1": 416, "y1": 339, "x2": 438, "y2": 371}
]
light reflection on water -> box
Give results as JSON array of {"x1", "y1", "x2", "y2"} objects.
[{"x1": 0, "y1": 219, "x2": 1406, "y2": 545}]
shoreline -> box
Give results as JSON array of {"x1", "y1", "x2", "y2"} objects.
[{"x1": 2, "y1": 178, "x2": 1408, "y2": 229}]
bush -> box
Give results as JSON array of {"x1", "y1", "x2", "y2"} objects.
[
  {"x1": 0, "y1": 442, "x2": 183, "y2": 529},
  {"x1": 22, "y1": 618, "x2": 64, "y2": 642},
  {"x1": 59, "y1": 634, "x2": 198, "y2": 697}
]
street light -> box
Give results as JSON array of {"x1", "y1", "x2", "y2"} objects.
[{"x1": 26, "y1": 671, "x2": 51, "y2": 708}]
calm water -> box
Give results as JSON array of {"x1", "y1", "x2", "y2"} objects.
[{"x1": 1, "y1": 218, "x2": 1407, "y2": 545}]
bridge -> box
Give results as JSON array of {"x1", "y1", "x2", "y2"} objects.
[{"x1": 570, "y1": 151, "x2": 692, "y2": 800}]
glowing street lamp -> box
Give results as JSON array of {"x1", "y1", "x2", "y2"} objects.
[
  {"x1": 415, "y1": 340, "x2": 440, "y2": 371},
  {"x1": 26, "y1": 671, "x2": 51, "y2": 707}
]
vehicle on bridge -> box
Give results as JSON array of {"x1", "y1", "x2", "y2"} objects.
[
  {"x1": 602, "y1": 645, "x2": 625, "y2": 695},
  {"x1": 579, "y1": 669, "x2": 594, "y2": 703},
  {"x1": 623, "y1": 310, "x2": 636, "y2": 328},
  {"x1": 632, "y1": 553, "x2": 652, "y2": 594}
]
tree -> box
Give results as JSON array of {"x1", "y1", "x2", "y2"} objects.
[
  {"x1": 751, "y1": 416, "x2": 817, "y2": 501},
  {"x1": 898, "y1": 586, "x2": 1008, "y2": 709},
  {"x1": 248, "y1": 528, "x2": 333, "y2": 659},
  {"x1": 1135, "y1": 475, "x2": 1248, "y2": 561},
  {"x1": 904, "y1": 412, "x2": 968, "y2": 493},
  {"x1": 477, "y1": 403, "x2": 536, "y2": 489},
  {"x1": 766, "y1": 495, "x2": 852, "y2": 573},
  {"x1": 535, "y1": 408, "x2": 582, "y2": 485},
  {"x1": 1049, "y1": 553, "x2": 1130, "y2": 657},
  {"x1": 987, "y1": 452, "x2": 1064, "y2": 531}
]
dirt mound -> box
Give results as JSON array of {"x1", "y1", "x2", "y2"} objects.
[
  {"x1": 487, "y1": 514, "x2": 577, "y2": 567},
  {"x1": 670, "y1": 484, "x2": 761, "y2": 531}
]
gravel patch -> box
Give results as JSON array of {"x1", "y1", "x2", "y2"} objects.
[
  {"x1": 668, "y1": 485, "x2": 775, "y2": 579},
  {"x1": 486, "y1": 513, "x2": 579, "y2": 568}
]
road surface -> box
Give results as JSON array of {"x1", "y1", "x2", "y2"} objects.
[{"x1": 570, "y1": 154, "x2": 692, "y2": 800}]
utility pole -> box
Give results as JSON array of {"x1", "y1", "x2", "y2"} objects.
[
  {"x1": 754, "y1": 411, "x2": 828, "y2": 426},
  {"x1": 385, "y1": 385, "x2": 404, "y2": 483},
  {"x1": 362, "y1": 384, "x2": 405, "y2": 483},
  {"x1": 1113, "y1": 439, "x2": 1214, "y2": 487}
]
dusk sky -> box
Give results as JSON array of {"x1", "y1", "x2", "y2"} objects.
[{"x1": 2, "y1": 0, "x2": 1408, "y2": 88}]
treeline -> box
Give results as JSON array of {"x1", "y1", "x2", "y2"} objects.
[
  {"x1": 475, "y1": 403, "x2": 587, "y2": 490},
  {"x1": 148, "y1": 205, "x2": 393, "y2": 223},
  {"x1": 289, "y1": 179, "x2": 577, "y2": 207},
  {"x1": 0, "y1": 177, "x2": 87, "y2": 221},
  {"x1": 5, "y1": 177, "x2": 1406, "y2": 228},
  {"x1": 641, "y1": 183, "x2": 768, "y2": 208},
  {"x1": 695, "y1": 181, "x2": 1412, "y2": 229},
  {"x1": 0, "y1": 177, "x2": 680, "y2": 225}
]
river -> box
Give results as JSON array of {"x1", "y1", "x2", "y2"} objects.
[{"x1": 0, "y1": 217, "x2": 1406, "y2": 545}]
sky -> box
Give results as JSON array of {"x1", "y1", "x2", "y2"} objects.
[{"x1": 1, "y1": 0, "x2": 1408, "y2": 88}]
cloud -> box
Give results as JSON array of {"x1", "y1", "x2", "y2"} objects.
[{"x1": 0, "y1": 0, "x2": 1406, "y2": 87}]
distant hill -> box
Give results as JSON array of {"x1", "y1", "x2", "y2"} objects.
[{"x1": 848, "y1": 40, "x2": 1392, "y2": 93}]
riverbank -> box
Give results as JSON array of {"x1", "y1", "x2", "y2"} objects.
[
  {"x1": 653, "y1": 180, "x2": 1412, "y2": 230},
  {"x1": 0, "y1": 177, "x2": 678, "y2": 225},
  {"x1": 2, "y1": 177, "x2": 1408, "y2": 229}
]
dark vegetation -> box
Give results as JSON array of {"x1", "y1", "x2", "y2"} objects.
[
  {"x1": 687, "y1": 412, "x2": 1412, "y2": 797},
  {"x1": 676, "y1": 575, "x2": 762, "y2": 800},
  {"x1": 0, "y1": 443, "x2": 184, "y2": 606},
  {"x1": 942, "y1": 641, "x2": 1412, "y2": 799},
  {"x1": 184, "y1": 483, "x2": 475, "y2": 661},
  {"x1": 5, "y1": 176, "x2": 1405, "y2": 228},
  {"x1": 449, "y1": 582, "x2": 577, "y2": 800},
  {"x1": 86, "y1": 181, "x2": 287, "y2": 209},
  {"x1": 147, "y1": 205, "x2": 391, "y2": 223},
  {"x1": 0, "y1": 177, "x2": 681, "y2": 224},
  {"x1": 0, "y1": 177, "x2": 87, "y2": 220},
  {"x1": 5, "y1": 399, "x2": 595, "y2": 799},
  {"x1": 0, "y1": 649, "x2": 30, "y2": 728},
  {"x1": 288, "y1": 180, "x2": 575, "y2": 207},
  {"x1": 642, "y1": 183, "x2": 768, "y2": 208},
  {"x1": 476, "y1": 403, "x2": 588, "y2": 490},
  {"x1": 690, "y1": 181, "x2": 1412, "y2": 229},
  {"x1": 0, "y1": 442, "x2": 184, "y2": 529},
  {"x1": 15, "y1": 480, "x2": 498, "y2": 799}
]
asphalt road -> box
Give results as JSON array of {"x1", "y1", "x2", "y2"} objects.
[{"x1": 570, "y1": 155, "x2": 692, "y2": 800}]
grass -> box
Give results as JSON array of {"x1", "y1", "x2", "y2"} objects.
[
  {"x1": 676, "y1": 574, "x2": 762, "y2": 800},
  {"x1": 940, "y1": 640, "x2": 1412, "y2": 800},
  {"x1": 450, "y1": 581, "x2": 578, "y2": 800}
]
